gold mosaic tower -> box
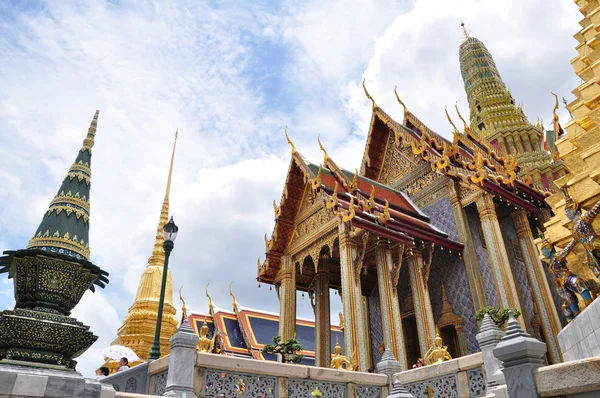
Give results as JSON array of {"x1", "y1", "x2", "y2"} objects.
[
  {"x1": 459, "y1": 26, "x2": 567, "y2": 188},
  {"x1": 113, "y1": 134, "x2": 179, "y2": 362},
  {"x1": 543, "y1": 0, "x2": 600, "y2": 281}
]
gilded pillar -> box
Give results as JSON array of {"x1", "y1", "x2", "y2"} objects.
[
  {"x1": 338, "y1": 222, "x2": 370, "y2": 371},
  {"x1": 475, "y1": 194, "x2": 526, "y2": 329},
  {"x1": 406, "y1": 248, "x2": 436, "y2": 357},
  {"x1": 511, "y1": 210, "x2": 563, "y2": 363},
  {"x1": 448, "y1": 182, "x2": 487, "y2": 310},
  {"x1": 375, "y1": 238, "x2": 407, "y2": 370},
  {"x1": 314, "y1": 253, "x2": 331, "y2": 368},
  {"x1": 276, "y1": 255, "x2": 296, "y2": 341}
]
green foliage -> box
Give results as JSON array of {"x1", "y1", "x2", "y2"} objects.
[
  {"x1": 261, "y1": 335, "x2": 304, "y2": 364},
  {"x1": 475, "y1": 306, "x2": 521, "y2": 326}
]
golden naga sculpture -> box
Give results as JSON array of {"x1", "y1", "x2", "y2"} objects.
[
  {"x1": 424, "y1": 331, "x2": 452, "y2": 365},
  {"x1": 330, "y1": 337, "x2": 353, "y2": 370}
]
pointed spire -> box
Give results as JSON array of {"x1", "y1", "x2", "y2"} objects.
[
  {"x1": 148, "y1": 131, "x2": 178, "y2": 267},
  {"x1": 27, "y1": 110, "x2": 100, "y2": 260},
  {"x1": 460, "y1": 21, "x2": 470, "y2": 40}
]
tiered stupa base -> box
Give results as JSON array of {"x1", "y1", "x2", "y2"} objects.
[{"x1": 0, "y1": 308, "x2": 97, "y2": 370}]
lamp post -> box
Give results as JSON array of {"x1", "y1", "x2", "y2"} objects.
[{"x1": 149, "y1": 216, "x2": 179, "y2": 360}]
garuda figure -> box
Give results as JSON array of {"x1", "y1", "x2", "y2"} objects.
[
  {"x1": 539, "y1": 230, "x2": 593, "y2": 321},
  {"x1": 562, "y1": 186, "x2": 600, "y2": 279}
]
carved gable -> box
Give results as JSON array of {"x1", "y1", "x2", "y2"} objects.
[{"x1": 378, "y1": 133, "x2": 423, "y2": 185}]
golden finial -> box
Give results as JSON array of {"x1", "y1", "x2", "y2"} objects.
[
  {"x1": 284, "y1": 126, "x2": 297, "y2": 155},
  {"x1": 362, "y1": 79, "x2": 376, "y2": 109},
  {"x1": 206, "y1": 283, "x2": 214, "y2": 313},
  {"x1": 460, "y1": 21, "x2": 470, "y2": 39},
  {"x1": 445, "y1": 106, "x2": 460, "y2": 133},
  {"x1": 317, "y1": 134, "x2": 330, "y2": 162},
  {"x1": 179, "y1": 286, "x2": 188, "y2": 323},
  {"x1": 394, "y1": 85, "x2": 407, "y2": 114},
  {"x1": 351, "y1": 169, "x2": 359, "y2": 191},
  {"x1": 311, "y1": 163, "x2": 324, "y2": 191},
  {"x1": 229, "y1": 282, "x2": 239, "y2": 312},
  {"x1": 551, "y1": 92, "x2": 560, "y2": 122},
  {"x1": 82, "y1": 110, "x2": 100, "y2": 150},
  {"x1": 363, "y1": 184, "x2": 376, "y2": 212},
  {"x1": 454, "y1": 103, "x2": 470, "y2": 132},
  {"x1": 376, "y1": 200, "x2": 391, "y2": 224},
  {"x1": 273, "y1": 200, "x2": 281, "y2": 218},
  {"x1": 341, "y1": 196, "x2": 356, "y2": 222}
]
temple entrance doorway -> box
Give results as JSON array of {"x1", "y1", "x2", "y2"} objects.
[{"x1": 439, "y1": 325, "x2": 460, "y2": 359}]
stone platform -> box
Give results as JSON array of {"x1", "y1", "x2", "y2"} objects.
[
  {"x1": 0, "y1": 364, "x2": 116, "y2": 398},
  {"x1": 558, "y1": 297, "x2": 600, "y2": 361}
]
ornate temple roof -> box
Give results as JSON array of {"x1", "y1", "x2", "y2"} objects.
[
  {"x1": 188, "y1": 307, "x2": 343, "y2": 365},
  {"x1": 27, "y1": 111, "x2": 99, "y2": 260},
  {"x1": 359, "y1": 88, "x2": 551, "y2": 212}
]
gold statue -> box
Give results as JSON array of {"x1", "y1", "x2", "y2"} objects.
[
  {"x1": 424, "y1": 331, "x2": 452, "y2": 364},
  {"x1": 197, "y1": 320, "x2": 216, "y2": 353},
  {"x1": 330, "y1": 337, "x2": 353, "y2": 370},
  {"x1": 179, "y1": 286, "x2": 187, "y2": 324},
  {"x1": 338, "y1": 311, "x2": 345, "y2": 332}
]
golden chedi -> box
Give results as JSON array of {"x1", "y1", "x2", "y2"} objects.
[{"x1": 542, "y1": 1, "x2": 600, "y2": 289}]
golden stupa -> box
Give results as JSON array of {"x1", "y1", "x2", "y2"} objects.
[
  {"x1": 107, "y1": 134, "x2": 180, "y2": 372},
  {"x1": 542, "y1": 1, "x2": 600, "y2": 286}
]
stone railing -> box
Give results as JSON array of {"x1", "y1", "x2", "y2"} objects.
[
  {"x1": 102, "y1": 362, "x2": 151, "y2": 394},
  {"x1": 147, "y1": 355, "x2": 169, "y2": 396},
  {"x1": 193, "y1": 352, "x2": 389, "y2": 397},
  {"x1": 394, "y1": 353, "x2": 485, "y2": 398}
]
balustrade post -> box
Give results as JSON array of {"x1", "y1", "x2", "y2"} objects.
[{"x1": 164, "y1": 317, "x2": 200, "y2": 398}]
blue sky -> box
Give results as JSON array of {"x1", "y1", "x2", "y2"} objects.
[{"x1": 0, "y1": 0, "x2": 581, "y2": 376}]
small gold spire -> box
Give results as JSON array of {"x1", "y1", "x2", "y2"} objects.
[
  {"x1": 284, "y1": 126, "x2": 297, "y2": 155},
  {"x1": 179, "y1": 286, "x2": 188, "y2": 323},
  {"x1": 362, "y1": 79, "x2": 376, "y2": 109},
  {"x1": 206, "y1": 283, "x2": 214, "y2": 314},
  {"x1": 317, "y1": 134, "x2": 330, "y2": 162},
  {"x1": 82, "y1": 110, "x2": 100, "y2": 150},
  {"x1": 394, "y1": 85, "x2": 408, "y2": 115},
  {"x1": 351, "y1": 169, "x2": 359, "y2": 191},
  {"x1": 229, "y1": 282, "x2": 239, "y2": 312},
  {"x1": 460, "y1": 21, "x2": 470, "y2": 40},
  {"x1": 455, "y1": 103, "x2": 470, "y2": 132},
  {"x1": 148, "y1": 131, "x2": 178, "y2": 267}
]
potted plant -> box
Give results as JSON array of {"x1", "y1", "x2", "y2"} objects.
[
  {"x1": 475, "y1": 306, "x2": 521, "y2": 328},
  {"x1": 261, "y1": 336, "x2": 304, "y2": 364}
]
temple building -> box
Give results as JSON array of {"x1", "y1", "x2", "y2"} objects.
[
  {"x1": 109, "y1": 135, "x2": 180, "y2": 369},
  {"x1": 542, "y1": 1, "x2": 600, "y2": 296},
  {"x1": 257, "y1": 28, "x2": 573, "y2": 371},
  {"x1": 186, "y1": 285, "x2": 344, "y2": 365}
]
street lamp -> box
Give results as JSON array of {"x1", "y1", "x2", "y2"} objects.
[{"x1": 149, "y1": 216, "x2": 179, "y2": 360}]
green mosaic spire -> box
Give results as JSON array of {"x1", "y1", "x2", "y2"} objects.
[
  {"x1": 459, "y1": 35, "x2": 530, "y2": 137},
  {"x1": 26, "y1": 110, "x2": 99, "y2": 260}
]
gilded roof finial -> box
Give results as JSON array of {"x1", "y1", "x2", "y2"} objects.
[
  {"x1": 455, "y1": 103, "x2": 470, "y2": 132},
  {"x1": 394, "y1": 85, "x2": 408, "y2": 115},
  {"x1": 206, "y1": 283, "x2": 214, "y2": 314},
  {"x1": 362, "y1": 79, "x2": 377, "y2": 110},
  {"x1": 284, "y1": 126, "x2": 297, "y2": 155},
  {"x1": 229, "y1": 282, "x2": 239, "y2": 312},
  {"x1": 148, "y1": 131, "x2": 178, "y2": 267},
  {"x1": 445, "y1": 106, "x2": 461, "y2": 144},
  {"x1": 551, "y1": 92, "x2": 560, "y2": 122},
  {"x1": 179, "y1": 285, "x2": 188, "y2": 323},
  {"x1": 82, "y1": 110, "x2": 100, "y2": 151},
  {"x1": 317, "y1": 134, "x2": 330, "y2": 162},
  {"x1": 461, "y1": 21, "x2": 470, "y2": 40}
]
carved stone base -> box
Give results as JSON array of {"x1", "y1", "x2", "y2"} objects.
[{"x1": 0, "y1": 308, "x2": 97, "y2": 369}]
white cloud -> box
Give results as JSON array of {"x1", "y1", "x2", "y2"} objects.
[{"x1": 0, "y1": 0, "x2": 584, "y2": 377}]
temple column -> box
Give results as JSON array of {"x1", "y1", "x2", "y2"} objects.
[
  {"x1": 511, "y1": 210, "x2": 563, "y2": 363},
  {"x1": 406, "y1": 248, "x2": 436, "y2": 357},
  {"x1": 448, "y1": 182, "x2": 487, "y2": 310},
  {"x1": 276, "y1": 255, "x2": 296, "y2": 341},
  {"x1": 314, "y1": 253, "x2": 331, "y2": 368},
  {"x1": 475, "y1": 194, "x2": 526, "y2": 329},
  {"x1": 375, "y1": 238, "x2": 407, "y2": 370},
  {"x1": 338, "y1": 222, "x2": 370, "y2": 371}
]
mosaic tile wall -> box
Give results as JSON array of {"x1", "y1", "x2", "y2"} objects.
[
  {"x1": 499, "y1": 216, "x2": 535, "y2": 332},
  {"x1": 368, "y1": 285, "x2": 384, "y2": 365},
  {"x1": 465, "y1": 204, "x2": 499, "y2": 307},
  {"x1": 398, "y1": 265, "x2": 411, "y2": 313},
  {"x1": 423, "y1": 198, "x2": 479, "y2": 353}
]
